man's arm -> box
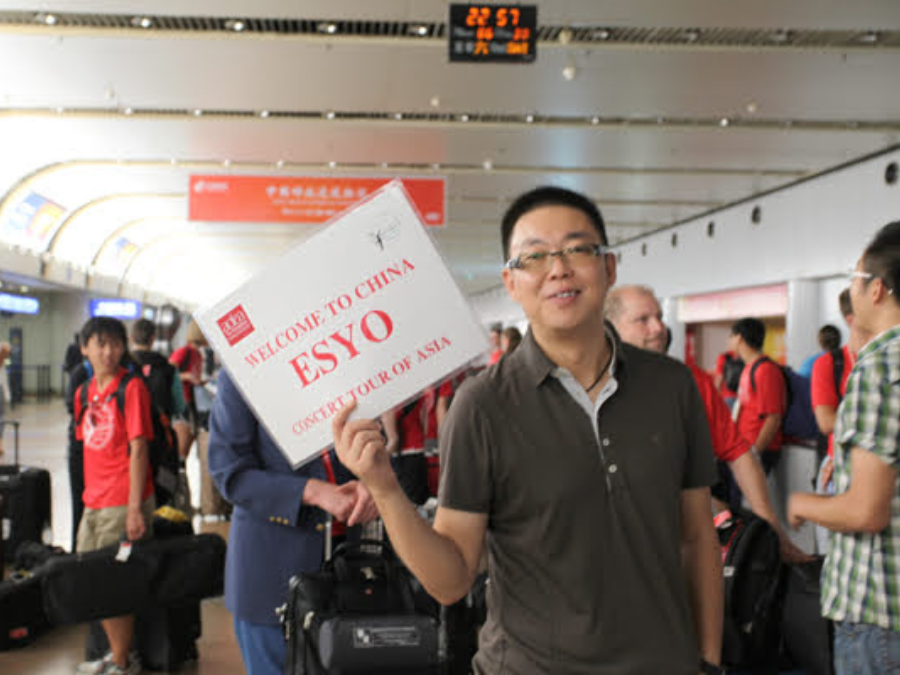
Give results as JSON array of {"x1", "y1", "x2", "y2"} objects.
[
  {"x1": 788, "y1": 447, "x2": 897, "y2": 533},
  {"x1": 753, "y1": 413, "x2": 783, "y2": 452},
  {"x1": 813, "y1": 405, "x2": 837, "y2": 436},
  {"x1": 126, "y1": 436, "x2": 149, "y2": 541},
  {"x1": 729, "y1": 451, "x2": 811, "y2": 562},
  {"x1": 680, "y1": 487, "x2": 723, "y2": 668},
  {"x1": 334, "y1": 400, "x2": 486, "y2": 605}
]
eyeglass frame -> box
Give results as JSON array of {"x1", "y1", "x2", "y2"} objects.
[
  {"x1": 504, "y1": 242, "x2": 610, "y2": 271},
  {"x1": 847, "y1": 267, "x2": 894, "y2": 295}
]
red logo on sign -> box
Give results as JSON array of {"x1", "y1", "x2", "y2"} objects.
[{"x1": 217, "y1": 305, "x2": 255, "y2": 346}]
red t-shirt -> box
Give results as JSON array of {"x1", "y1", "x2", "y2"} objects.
[
  {"x1": 689, "y1": 364, "x2": 749, "y2": 463},
  {"x1": 736, "y1": 357, "x2": 787, "y2": 452},
  {"x1": 170, "y1": 345, "x2": 202, "y2": 405},
  {"x1": 715, "y1": 351, "x2": 739, "y2": 398},
  {"x1": 488, "y1": 349, "x2": 504, "y2": 365},
  {"x1": 75, "y1": 368, "x2": 154, "y2": 509},
  {"x1": 810, "y1": 344, "x2": 856, "y2": 457},
  {"x1": 397, "y1": 396, "x2": 427, "y2": 452},
  {"x1": 424, "y1": 380, "x2": 455, "y2": 442}
]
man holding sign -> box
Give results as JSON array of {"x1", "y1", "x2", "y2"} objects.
[{"x1": 335, "y1": 186, "x2": 724, "y2": 674}]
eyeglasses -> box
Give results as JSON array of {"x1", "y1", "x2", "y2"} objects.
[
  {"x1": 848, "y1": 268, "x2": 874, "y2": 283},
  {"x1": 505, "y1": 243, "x2": 608, "y2": 272}
]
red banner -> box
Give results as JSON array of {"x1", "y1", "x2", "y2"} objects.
[{"x1": 188, "y1": 176, "x2": 445, "y2": 227}]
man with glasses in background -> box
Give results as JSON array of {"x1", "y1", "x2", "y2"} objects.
[
  {"x1": 334, "y1": 186, "x2": 724, "y2": 674},
  {"x1": 789, "y1": 221, "x2": 900, "y2": 674}
]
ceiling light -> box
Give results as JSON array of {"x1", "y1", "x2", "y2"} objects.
[
  {"x1": 562, "y1": 63, "x2": 577, "y2": 81},
  {"x1": 719, "y1": 117, "x2": 730, "y2": 127},
  {"x1": 38, "y1": 13, "x2": 57, "y2": 25},
  {"x1": 525, "y1": 114, "x2": 535, "y2": 123},
  {"x1": 318, "y1": 22, "x2": 338, "y2": 34},
  {"x1": 681, "y1": 30, "x2": 700, "y2": 42},
  {"x1": 226, "y1": 19, "x2": 246, "y2": 32},
  {"x1": 21, "y1": 285, "x2": 29, "y2": 293},
  {"x1": 394, "y1": 113, "x2": 403, "y2": 120},
  {"x1": 411, "y1": 24, "x2": 429, "y2": 37},
  {"x1": 431, "y1": 163, "x2": 441, "y2": 170},
  {"x1": 328, "y1": 161, "x2": 337, "y2": 169},
  {"x1": 259, "y1": 110, "x2": 270, "y2": 118},
  {"x1": 275, "y1": 160, "x2": 284, "y2": 169},
  {"x1": 192, "y1": 109, "x2": 203, "y2": 117},
  {"x1": 223, "y1": 159, "x2": 231, "y2": 167},
  {"x1": 380, "y1": 162, "x2": 389, "y2": 169},
  {"x1": 482, "y1": 159, "x2": 493, "y2": 171},
  {"x1": 131, "y1": 16, "x2": 153, "y2": 29},
  {"x1": 745, "y1": 102, "x2": 758, "y2": 114},
  {"x1": 123, "y1": 107, "x2": 133, "y2": 115},
  {"x1": 593, "y1": 29, "x2": 611, "y2": 40},
  {"x1": 55, "y1": 107, "x2": 64, "y2": 114},
  {"x1": 170, "y1": 159, "x2": 178, "y2": 165},
  {"x1": 460, "y1": 114, "x2": 469, "y2": 122},
  {"x1": 768, "y1": 30, "x2": 790, "y2": 43},
  {"x1": 590, "y1": 116, "x2": 600, "y2": 125},
  {"x1": 430, "y1": 96, "x2": 440, "y2": 108},
  {"x1": 558, "y1": 28, "x2": 573, "y2": 45},
  {"x1": 325, "y1": 110, "x2": 336, "y2": 120},
  {"x1": 859, "y1": 31, "x2": 879, "y2": 44}
]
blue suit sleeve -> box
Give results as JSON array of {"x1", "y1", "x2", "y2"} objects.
[{"x1": 208, "y1": 369, "x2": 316, "y2": 528}]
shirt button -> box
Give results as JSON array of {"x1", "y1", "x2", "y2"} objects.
[
  {"x1": 602, "y1": 438, "x2": 611, "y2": 447},
  {"x1": 608, "y1": 464, "x2": 618, "y2": 474},
  {"x1": 316, "y1": 523, "x2": 324, "y2": 532}
]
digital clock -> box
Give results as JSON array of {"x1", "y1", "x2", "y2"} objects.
[{"x1": 448, "y1": 4, "x2": 537, "y2": 63}]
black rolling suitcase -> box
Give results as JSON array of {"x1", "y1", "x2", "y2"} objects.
[
  {"x1": 0, "y1": 421, "x2": 52, "y2": 560},
  {"x1": 0, "y1": 568, "x2": 50, "y2": 650},
  {"x1": 781, "y1": 557, "x2": 834, "y2": 675},
  {"x1": 283, "y1": 537, "x2": 440, "y2": 675}
]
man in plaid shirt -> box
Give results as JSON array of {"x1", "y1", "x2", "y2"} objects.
[{"x1": 789, "y1": 220, "x2": 900, "y2": 674}]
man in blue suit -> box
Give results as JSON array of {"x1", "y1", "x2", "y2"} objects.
[{"x1": 208, "y1": 369, "x2": 377, "y2": 675}]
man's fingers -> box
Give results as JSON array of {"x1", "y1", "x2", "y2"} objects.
[{"x1": 332, "y1": 398, "x2": 358, "y2": 439}]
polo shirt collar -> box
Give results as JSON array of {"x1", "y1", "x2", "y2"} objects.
[
  {"x1": 516, "y1": 321, "x2": 625, "y2": 388},
  {"x1": 858, "y1": 324, "x2": 900, "y2": 361}
]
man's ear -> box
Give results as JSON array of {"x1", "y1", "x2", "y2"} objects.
[
  {"x1": 605, "y1": 252, "x2": 617, "y2": 287},
  {"x1": 502, "y1": 267, "x2": 519, "y2": 303}
]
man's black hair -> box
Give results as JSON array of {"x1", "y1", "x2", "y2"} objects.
[
  {"x1": 731, "y1": 317, "x2": 766, "y2": 351},
  {"x1": 80, "y1": 316, "x2": 128, "y2": 348},
  {"x1": 131, "y1": 318, "x2": 156, "y2": 347},
  {"x1": 862, "y1": 220, "x2": 900, "y2": 301},
  {"x1": 818, "y1": 324, "x2": 841, "y2": 352},
  {"x1": 501, "y1": 186, "x2": 607, "y2": 259},
  {"x1": 838, "y1": 288, "x2": 853, "y2": 318}
]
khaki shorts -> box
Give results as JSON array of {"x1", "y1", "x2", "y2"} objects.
[{"x1": 76, "y1": 497, "x2": 155, "y2": 553}]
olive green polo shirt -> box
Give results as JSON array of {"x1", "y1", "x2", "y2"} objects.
[{"x1": 439, "y1": 328, "x2": 715, "y2": 675}]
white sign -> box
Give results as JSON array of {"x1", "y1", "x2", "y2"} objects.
[{"x1": 196, "y1": 182, "x2": 489, "y2": 467}]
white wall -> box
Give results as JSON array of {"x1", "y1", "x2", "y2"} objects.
[{"x1": 469, "y1": 147, "x2": 900, "y2": 361}]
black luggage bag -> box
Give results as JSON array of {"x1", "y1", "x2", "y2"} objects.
[
  {"x1": 0, "y1": 421, "x2": 52, "y2": 564},
  {"x1": 716, "y1": 509, "x2": 785, "y2": 671},
  {"x1": 283, "y1": 539, "x2": 440, "y2": 675},
  {"x1": 781, "y1": 557, "x2": 834, "y2": 675},
  {"x1": 0, "y1": 569, "x2": 49, "y2": 650}
]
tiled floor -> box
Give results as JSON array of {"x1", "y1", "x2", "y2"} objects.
[{"x1": 0, "y1": 398, "x2": 245, "y2": 674}]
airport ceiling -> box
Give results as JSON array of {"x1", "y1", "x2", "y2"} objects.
[{"x1": 0, "y1": 0, "x2": 898, "y2": 307}]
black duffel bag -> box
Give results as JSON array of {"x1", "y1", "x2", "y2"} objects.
[
  {"x1": 781, "y1": 556, "x2": 834, "y2": 675},
  {"x1": 282, "y1": 539, "x2": 439, "y2": 675}
]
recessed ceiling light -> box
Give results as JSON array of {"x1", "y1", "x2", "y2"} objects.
[
  {"x1": 745, "y1": 102, "x2": 758, "y2": 114},
  {"x1": 318, "y1": 22, "x2": 338, "y2": 34},
  {"x1": 430, "y1": 96, "x2": 440, "y2": 108},
  {"x1": 39, "y1": 13, "x2": 57, "y2": 25},
  {"x1": 460, "y1": 114, "x2": 469, "y2": 122},
  {"x1": 132, "y1": 16, "x2": 153, "y2": 29},
  {"x1": 55, "y1": 107, "x2": 65, "y2": 114},
  {"x1": 275, "y1": 160, "x2": 284, "y2": 169},
  {"x1": 525, "y1": 114, "x2": 535, "y2": 123},
  {"x1": 259, "y1": 110, "x2": 270, "y2": 118},
  {"x1": 325, "y1": 110, "x2": 336, "y2": 120},
  {"x1": 682, "y1": 30, "x2": 700, "y2": 42},
  {"x1": 558, "y1": 28, "x2": 573, "y2": 45},
  {"x1": 768, "y1": 30, "x2": 790, "y2": 43},
  {"x1": 562, "y1": 64, "x2": 577, "y2": 81},
  {"x1": 482, "y1": 159, "x2": 493, "y2": 171},
  {"x1": 719, "y1": 117, "x2": 730, "y2": 127},
  {"x1": 123, "y1": 107, "x2": 134, "y2": 115},
  {"x1": 431, "y1": 163, "x2": 440, "y2": 170},
  {"x1": 590, "y1": 116, "x2": 600, "y2": 125},
  {"x1": 593, "y1": 29, "x2": 611, "y2": 40},
  {"x1": 170, "y1": 159, "x2": 178, "y2": 165},
  {"x1": 394, "y1": 113, "x2": 403, "y2": 120},
  {"x1": 411, "y1": 24, "x2": 429, "y2": 37},
  {"x1": 223, "y1": 159, "x2": 231, "y2": 168},
  {"x1": 859, "y1": 31, "x2": 879, "y2": 44},
  {"x1": 226, "y1": 19, "x2": 246, "y2": 32},
  {"x1": 328, "y1": 161, "x2": 337, "y2": 169},
  {"x1": 380, "y1": 162, "x2": 389, "y2": 169},
  {"x1": 192, "y1": 109, "x2": 203, "y2": 117}
]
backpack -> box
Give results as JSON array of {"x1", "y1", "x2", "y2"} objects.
[
  {"x1": 76, "y1": 370, "x2": 180, "y2": 507},
  {"x1": 722, "y1": 353, "x2": 745, "y2": 392},
  {"x1": 130, "y1": 350, "x2": 176, "y2": 417},
  {"x1": 749, "y1": 356, "x2": 819, "y2": 443},
  {"x1": 716, "y1": 509, "x2": 785, "y2": 669}
]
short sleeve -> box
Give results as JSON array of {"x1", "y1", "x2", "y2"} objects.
[
  {"x1": 124, "y1": 377, "x2": 154, "y2": 442},
  {"x1": 811, "y1": 352, "x2": 840, "y2": 410},
  {"x1": 840, "y1": 369, "x2": 900, "y2": 467},
  {"x1": 437, "y1": 380, "x2": 493, "y2": 514}
]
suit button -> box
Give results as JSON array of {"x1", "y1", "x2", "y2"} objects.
[{"x1": 316, "y1": 523, "x2": 324, "y2": 532}]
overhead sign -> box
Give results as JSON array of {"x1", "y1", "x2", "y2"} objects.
[
  {"x1": 1, "y1": 191, "x2": 65, "y2": 245},
  {"x1": 0, "y1": 293, "x2": 39, "y2": 315},
  {"x1": 189, "y1": 176, "x2": 445, "y2": 226},
  {"x1": 448, "y1": 4, "x2": 537, "y2": 63},
  {"x1": 195, "y1": 182, "x2": 488, "y2": 468},
  {"x1": 90, "y1": 298, "x2": 142, "y2": 319}
]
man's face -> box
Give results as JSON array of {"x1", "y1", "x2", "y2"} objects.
[
  {"x1": 611, "y1": 289, "x2": 667, "y2": 353},
  {"x1": 83, "y1": 333, "x2": 125, "y2": 378},
  {"x1": 502, "y1": 205, "x2": 615, "y2": 336}
]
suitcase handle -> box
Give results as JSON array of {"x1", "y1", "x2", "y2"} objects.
[{"x1": 328, "y1": 538, "x2": 394, "y2": 565}]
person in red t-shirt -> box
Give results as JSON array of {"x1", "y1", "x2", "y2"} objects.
[
  {"x1": 607, "y1": 286, "x2": 809, "y2": 562},
  {"x1": 730, "y1": 318, "x2": 787, "y2": 475},
  {"x1": 74, "y1": 317, "x2": 154, "y2": 675},
  {"x1": 169, "y1": 320, "x2": 208, "y2": 458},
  {"x1": 487, "y1": 324, "x2": 504, "y2": 365}
]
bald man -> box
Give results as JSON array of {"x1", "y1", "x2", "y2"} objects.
[{"x1": 607, "y1": 285, "x2": 810, "y2": 563}]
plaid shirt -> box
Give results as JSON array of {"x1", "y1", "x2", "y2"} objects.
[{"x1": 822, "y1": 324, "x2": 900, "y2": 632}]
